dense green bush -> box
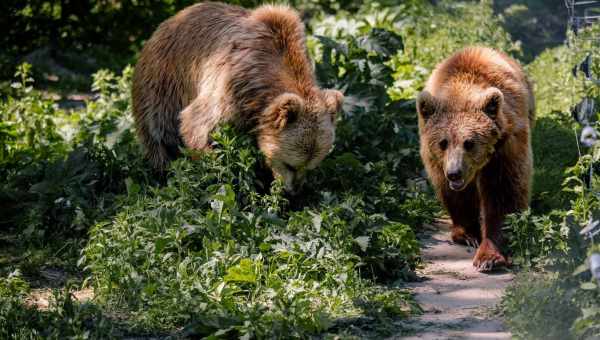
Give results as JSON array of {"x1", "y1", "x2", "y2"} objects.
[
  {"x1": 0, "y1": 64, "x2": 146, "y2": 243},
  {"x1": 84, "y1": 128, "x2": 423, "y2": 336},
  {"x1": 504, "y1": 209, "x2": 570, "y2": 267}
]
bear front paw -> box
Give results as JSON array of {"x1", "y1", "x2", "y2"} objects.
[
  {"x1": 473, "y1": 238, "x2": 507, "y2": 272},
  {"x1": 451, "y1": 225, "x2": 480, "y2": 249}
]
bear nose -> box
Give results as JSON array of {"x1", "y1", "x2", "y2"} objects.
[{"x1": 447, "y1": 169, "x2": 463, "y2": 181}]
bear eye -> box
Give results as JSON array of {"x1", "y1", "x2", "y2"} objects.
[
  {"x1": 464, "y1": 140, "x2": 475, "y2": 151},
  {"x1": 286, "y1": 110, "x2": 297, "y2": 125},
  {"x1": 439, "y1": 139, "x2": 448, "y2": 151},
  {"x1": 283, "y1": 162, "x2": 296, "y2": 172}
]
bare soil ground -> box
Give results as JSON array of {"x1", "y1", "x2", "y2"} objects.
[
  {"x1": 397, "y1": 219, "x2": 513, "y2": 340},
  {"x1": 26, "y1": 288, "x2": 94, "y2": 310}
]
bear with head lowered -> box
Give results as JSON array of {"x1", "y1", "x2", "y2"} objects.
[{"x1": 132, "y1": 2, "x2": 343, "y2": 194}]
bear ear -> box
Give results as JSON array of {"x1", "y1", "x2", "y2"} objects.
[
  {"x1": 322, "y1": 89, "x2": 344, "y2": 123},
  {"x1": 481, "y1": 87, "x2": 504, "y2": 120},
  {"x1": 323, "y1": 89, "x2": 344, "y2": 112},
  {"x1": 265, "y1": 93, "x2": 305, "y2": 130},
  {"x1": 417, "y1": 91, "x2": 438, "y2": 120}
]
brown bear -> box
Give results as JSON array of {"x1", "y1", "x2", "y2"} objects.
[
  {"x1": 417, "y1": 46, "x2": 535, "y2": 272},
  {"x1": 132, "y1": 2, "x2": 344, "y2": 194}
]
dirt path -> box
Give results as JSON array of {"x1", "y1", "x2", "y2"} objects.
[{"x1": 398, "y1": 220, "x2": 513, "y2": 339}]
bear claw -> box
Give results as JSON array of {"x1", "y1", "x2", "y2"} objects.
[
  {"x1": 451, "y1": 226, "x2": 480, "y2": 250},
  {"x1": 473, "y1": 238, "x2": 507, "y2": 272},
  {"x1": 466, "y1": 237, "x2": 480, "y2": 250}
]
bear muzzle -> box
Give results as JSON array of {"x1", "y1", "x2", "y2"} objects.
[{"x1": 446, "y1": 168, "x2": 466, "y2": 191}]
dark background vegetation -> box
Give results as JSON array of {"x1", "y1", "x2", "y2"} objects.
[
  {"x1": 1, "y1": 0, "x2": 566, "y2": 83},
  {"x1": 494, "y1": 0, "x2": 567, "y2": 62}
]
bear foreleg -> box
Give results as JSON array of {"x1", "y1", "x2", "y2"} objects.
[
  {"x1": 475, "y1": 152, "x2": 531, "y2": 271},
  {"x1": 179, "y1": 96, "x2": 229, "y2": 151},
  {"x1": 441, "y1": 182, "x2": 482, "y2": 247}
]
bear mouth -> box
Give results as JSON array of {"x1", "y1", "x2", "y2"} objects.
[{"x1": 448, "y1": 179, "x2": 466, "y2": 191}]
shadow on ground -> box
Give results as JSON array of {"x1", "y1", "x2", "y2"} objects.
[{"x1": 398, "y1": 220, "x2": 513, "y2": 340}]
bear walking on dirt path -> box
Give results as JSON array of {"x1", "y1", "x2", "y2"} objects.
[
  {"x1": 417, "y1": 46, "x2": 535, "y2": 272},
  {"x1": 132, "y1": 2, "x2": 343, "y2": 194}
]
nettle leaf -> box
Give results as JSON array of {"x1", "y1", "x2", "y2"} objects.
[
  {"x1": 368, "y1": 62, "x2": 393, "y2": 83},
  {"x1": 210, "y1": 199, "x2": 224, "y2": 214},
  {"x1": 312, "y1": 213, "x2": 322, "y2": 232},
  {"x1": 154, "y1": 238, "x2": 169, "y2": 254},
  {"x1": 571, "y1": 262, "x2": 590, "y2": 276},
  {"x1": 341, "y1": 95, "x2": 372, "y2": 115},
  {"x1": 580, "y1": 281, "x2": 597, "y2": 290},
  {"x1": 223, "y1": 259, "x2": 257, "y2": 284},
  {"x1": 210, "y1": 185, "x2": 235, "y2": 214},
  {"x1": 314, "y1": 35, "x2": 349, "y2": 56},
  {"x1": 581, "y1": 307, "x2": 600, "y2": 319},
  {"x1": 357, "y1": 28, "x2": 404, "y2": 58},
  {"x1": 354, "y1": 236, "x2": 370, "y2": 252}
]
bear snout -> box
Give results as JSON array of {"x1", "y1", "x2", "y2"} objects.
[
  {"x1": 447, "y1": 168, "x2": 463, "y2": 181},
  {"x1": 446, "y1": 167, "x2": 466, "y2": 191}
]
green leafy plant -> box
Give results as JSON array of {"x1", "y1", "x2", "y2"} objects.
[
  {"x1": 504, "y1": 209, "x2": 570, "y2": 267},
  {"x1": 83, "y1": 126, "x2": 426, "y2": 337},
  {"x1": 501, "y1": 37, "x2": 600, "y2": 337}
]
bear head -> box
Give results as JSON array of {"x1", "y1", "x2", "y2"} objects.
[
  {"x1": 417, "y1": 87, "x2": 504, "y2": 191},
  {"x1": 257, "y1": 89, "x2": 344, "y2": 194}
]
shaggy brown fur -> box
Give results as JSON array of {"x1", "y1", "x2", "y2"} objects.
[
  {"x1": 417, "y1": 46, "x2": 535, "y2": 272},
  {"x1": 132, "y1": 2, "x2": 343, "y2": 193}
]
